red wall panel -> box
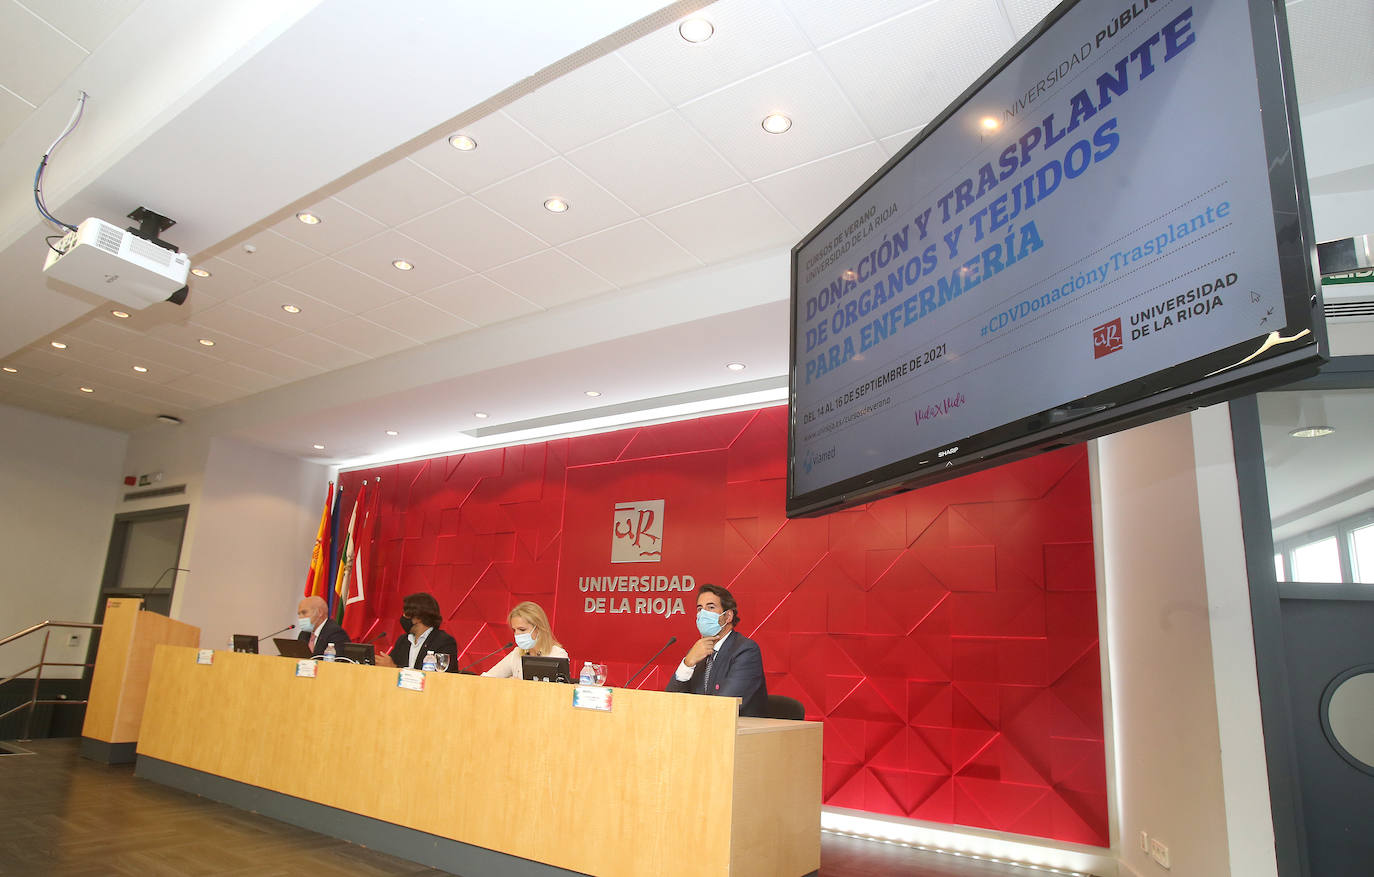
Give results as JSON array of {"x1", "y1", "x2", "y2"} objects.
[{"x1": 338, "y1": 404, "x2": 1106, "y2": 846}]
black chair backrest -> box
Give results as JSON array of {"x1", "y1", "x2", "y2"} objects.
[{"x1": 764, "y1": 694, "x2": 805, "y2": 721}]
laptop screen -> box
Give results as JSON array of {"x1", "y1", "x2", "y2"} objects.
[{"x1": 521, "y1": 655, "x2": 571, "y2": 683}]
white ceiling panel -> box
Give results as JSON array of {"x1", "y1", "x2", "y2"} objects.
[
  {"x1": 19, "y1": 0, "x2": 140, "y2": 52},
  {"x1": 334, "y1": 158, "x2": 464, "y2": 227},
  {"x1": 484, "y1": 248, "x2": 614, "y2": 309},
  {"x1": 0, "y1": 1, "x2": 87, "y2": 105},
  {"x1": 333, "y1": 229, "x2": 471, "y2": 294},
  {"x1": 209, "y1": 343, "x2": 324, "y2": 384},
  {"x1": 362, "y1": 296, "x2": 476, "y2": 344},
  {"x1": 123, "y1": 334, "x2": 227, "y2": 375},
  {"x1": 206, "y1": 360, "x2": 282, "y2": 394},
  {"x1": 0, "y1": 85, "x2": 28, "y2": 142},
  {"x1": 1287, "y1": 0, "x2": 1374, "y2": 106},
  {"x1": 818, "y1": 0, "x2": 1012, "y2": 140},
  {"x1": 648, "y1": 184, "x2": 798, "y2": 263},
  {"x1": 400, "y1": 198, "x2": 546, "y2": 273},
  {"x1": 504, "y1": 52, "x2": 670, "y2": 153},
  {"x1": 753, "y1": 142, "x2": 889, "y2": 232},
  {"x1": 880, "y1": 125, "x2": 923, "y2": 156},
  {"x1": 162, "y1": 373, "x2": 245, "y2": 404},
  {"x1": 189, "y1": 302, "x2": 304, "y2": 348},
  {"x1": 567, "y1": 110, "x2": 745, "y2": 215},
  {"x1": 409, "y1": 111, "x2": 556, "y2": 193},
  {"x1": 475, "y1": 157, "x2": 637, "y2": 246},
  {"x1": 420, "y1": 274, "x2": 541, "y2": 326},
  {"x1": 217, "y1": 229, "x2": 322, "y2": 279},
  {"x1": 677, "y1": 53, "x2": 872, "y2": 180},
  {"x1": 558, "y1": 219, "x2": 700, "y2": 289},
  {"x1": 145, "y1": 318, "x2": 244, "y2": 355},
  {"x1": 1001, "y1": 0, "x2": 1063, "y2": 37},
  {"x1": 270, "y1": 331, "x2": 370, "y2": 371},
  {"x1": 60, "y1": 317, "x2": 141, "y2": 349},
  {"x1": 313, "y1": 315, "x2": 416, "y2": 359},
  {"x1": 619, "y1": 0, "x2": 812, "y2": 106},
  {"x1": 183, "y1": 256, "x2": 266, "y2": 301},
  {"x1": 783, "y1": 0, "x2": 939, "y2": 46},
  {"x1": 268, "y1": 196, "x2": 387, "y2": 255},
  {"x1": 277, "y1": 257, "x2": 409, "y2": 314},
  {"x1": 231, "y1": 282, "x2": 352, "y2": 334},
  {"x1": 6, "y1": 346, "x2": 79, "y2": 376}
]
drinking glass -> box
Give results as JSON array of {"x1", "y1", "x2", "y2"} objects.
[
  {"x1": 594, "y1": 663, "x2": 607, "y2": 686},
  {"x1": 436, "y1": 653, "x2": 451, "y2": 673}
]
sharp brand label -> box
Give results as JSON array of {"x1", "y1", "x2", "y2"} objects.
[
  {"x1": 1092, "y1": 318, "x2": 1124, "y2": 358},
  {"x1": 937, "y1": 445, "x2": 959, "y2": 458},
  {"x1": 611, "y1": 500, "x2": 663, "y2": 563}
]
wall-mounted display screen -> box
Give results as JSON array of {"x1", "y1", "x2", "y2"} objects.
[{"x1": 788, "y1": 0, "x2": 1324, "y2": 517}]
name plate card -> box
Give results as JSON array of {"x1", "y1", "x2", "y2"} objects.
[
  {"x1": 572, "y1": 685, "x2": 613, "y2": 712},
  {"x1": 397, "y1": 669, "x2": 426, "y2": 692},
  {"x1": 296, "y1": 660, "x2": 317, "y2": 678},
  {"x1": 195, "y1": 649, "x2": 214, "y2": 665}
]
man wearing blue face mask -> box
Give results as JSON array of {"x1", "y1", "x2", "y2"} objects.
[
  {"x1": 295, "y1": 595, "x2": 350, "y2": 658},
  {"x1": 665, "y1": 584, "x2": 768, "y2": 717}
]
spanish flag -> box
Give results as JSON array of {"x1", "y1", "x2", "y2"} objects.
[{"x1": 304, "y1": 481, "x2": 333, "y2": 598}]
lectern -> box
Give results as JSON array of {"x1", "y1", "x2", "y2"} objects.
[{"x1": 80, "y1": 597, "x2": 199, "y2": 763}]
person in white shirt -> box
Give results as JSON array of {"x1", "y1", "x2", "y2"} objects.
[
  {"x1": 482, "y1": 601, "x2": 568, "y2": 679},
  {"x1": 374, "y1": 592, "x2": 458, "y2": 670},
  {"x1": 665, "y1": 584, "x2": 768, "y2": 716}
]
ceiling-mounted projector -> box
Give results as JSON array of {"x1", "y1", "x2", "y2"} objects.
[{"x1": 43, "y1": 215, "x2": 190, "y2": 309}]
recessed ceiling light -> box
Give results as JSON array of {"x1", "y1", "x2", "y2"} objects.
[
  {"x1": 543, "y1": 197, "x2": 570, "y2": 213},
  {"x1": 156, "y1": 414, "x2": 183, "y2": 425},
  {"x1": 392, "y1": 259, "x2": 414, "y2": 271},
  {"x1": 385, "y1": 429, "x2": 398, "y2": 436},
  {"x1": 842, "y1": 269, "x2": 857, "y2": 281},
  {"x1": 2, "y1": 366, "x2": 17, "y2": 374},
  {"x1": 585, "y1": 390, "x2": 601, "y2": 397},
  {"x1": 1290, "y1": 426, "x2": 1335, "y2": 438},
  {"x1": 111, "y1": 310, "x2": 130, "y2": 319},
  {"x1": 296, "y1": 212, "x2": 321, "y2": 225},
  {"x1": 198, "y1": 338, "x2": 216, "y2": 347},
  {"x1": 980, "y1": 116, "x2": 1000, "y2": 130},
  {"x1": 448, "y1": 134, "x2": 477, "y2": 151},
  {"x1": 50, "y1": 341, "x2": 67, "y2": 349},
  {"x1": 762, "y1": 113, "x2": 792, "y2": 134},
  {"x1": 679, "y1": 17, "x2": 714, "y2": 43},
  {"x1": 133, "y1": 365, "x2": 148, "y2": 373},
  {"x1": 190, "y1": 267, "x2": 211, "y2": 278},
  {"x1": 726, "y1": 362, "x2": 746, "y2": 371},
  {"x1": 312, "y1": 443, "x2": 325, "y2": 450},
  {"x1": 281, "y1": 304, "x2": 302, "y2": 314},
  {"x1": 474, "y1": 411, "x2": 489, "y2": 419},
  {"x1": 79, "y1": 386, "x2": 94, "y2": 393}
]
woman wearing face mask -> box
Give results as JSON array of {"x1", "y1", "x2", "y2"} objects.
[
  {"x1": 482, "y1": 601, "x2": 568, "y2": 679},
  {"x1": 374, "y1": 591, "x2": 459, "y2": 671}
]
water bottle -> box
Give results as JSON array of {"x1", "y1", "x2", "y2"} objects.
[
  {"x1": 423, "y1": 650, "x2": 437, "y2": 672},
  {"x1": 323, "y1": 643, "x2": 336, "y2": 662},
  {"x1": 579, "y1": 661, "x2": 596, "y2": 685}
]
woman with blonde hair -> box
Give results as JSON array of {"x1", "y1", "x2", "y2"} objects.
[{"x1": 482, "y1": 601, "x2": 568, "y2": 679}]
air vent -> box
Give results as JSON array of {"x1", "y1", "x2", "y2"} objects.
[
  {"x1": 127, "y1": 234, "x2": 173, "y2": 267},
  {"x1": 95, "y1": 224, "x2": 122, "y2": 255},
  {"x1": 1325, "y1": 299, "x2": 1374, "y2": 320},
  {"x1": 123, "y1": 484, "x2": 187, "y2": 502}
]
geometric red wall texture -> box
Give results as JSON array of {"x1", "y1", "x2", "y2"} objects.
[{"x1": 338, "y1": 404, "x2": 1106, "y2": 846}]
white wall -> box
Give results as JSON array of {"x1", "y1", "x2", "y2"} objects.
[{"x1": 0, "y1": 403, "x2": 127, "y2": 679}]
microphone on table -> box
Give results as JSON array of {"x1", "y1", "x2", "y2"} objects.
[
  {"x1": 256, "y1": 624, "x2": 295, "y2": 641},
  {"x1": 365, "y1": 630, "x2": 389, "y2": 644},
  {"x1": 624, "y1": 636, "x2": 677, "y2": 688},
  {"x1": 458, "y1": 642, "x2": 514, "y2": 674}
]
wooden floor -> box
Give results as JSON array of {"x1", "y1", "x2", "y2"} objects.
[{"x1": 0, "y1": 739, "x2": 1047, "y2": 877}]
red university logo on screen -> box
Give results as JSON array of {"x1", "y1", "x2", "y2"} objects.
[
  {"x1": 612, "y1": 500, "x2": 663, "y2": 562},
  {"x1": 1092, "y1": 318, "x2": 1124, "y2": 358}
]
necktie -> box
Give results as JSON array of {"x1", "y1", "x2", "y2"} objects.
[
  {"x1": 310, "y1": 632, "x2": 318, "y2": 651},
  {"x1": 703, "y1": 651, "x2": 715, "y2": 693}
]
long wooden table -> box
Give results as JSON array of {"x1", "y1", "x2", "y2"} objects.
[{"x1": 136, "y1": 646, "x2": 821, "y2": 877}]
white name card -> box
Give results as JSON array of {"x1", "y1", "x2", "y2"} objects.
[
  {"x1": 572, "y1": 685, "x2": 613, "y2": 712},
  {"x1": 397, "y1": 668, "x2": 426, "y2": 692},
  {"x1": 296, "y1": 660, "x2": 317, "y2": 678},
  {"x1": 195, "y1": 649, "x2": 214, "y2": 665}
]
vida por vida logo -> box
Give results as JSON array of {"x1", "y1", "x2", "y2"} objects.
[
  {"x1": 612, "y1": 500, "x2": 663, "y2": 563},
  {"x1": 1092, "y1": 318, "x2": 1124, "y2": 358}
]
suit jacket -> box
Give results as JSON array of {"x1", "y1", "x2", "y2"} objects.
[
  {"x1": 388, "y1": 626, "x2": 459, "y2": 671},
  {"x1": 665, "y1": 630, "x2": 768, "y2": 718},
  {"x1": 298, "y1": 619, "x2": 350, "y2": 657}
]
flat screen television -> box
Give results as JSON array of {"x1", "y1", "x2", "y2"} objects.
[{"x1": 787, "y1": 0, "x2": 1325, "y2": 517}]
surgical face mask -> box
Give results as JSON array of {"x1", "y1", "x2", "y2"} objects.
[
  {"x1": 296, "y1": 616, "x2": 315, "y2": 633},
  {"x1": 696, "y1": 608, "x2": 726, "y2": 637},
  {"x1": 514, "y1": 630, "x2": 537, "y2": 651}
]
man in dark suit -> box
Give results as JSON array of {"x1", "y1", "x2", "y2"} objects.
[
  {"x1": 296, "y1": 595, "x2": 350, "y2": 657},
  {"x1": 666, "y1": 584, "x2": 768, "y2": 717},
  {"x1": 375, "y1": 591, "x2": 459, "y2": 671}
]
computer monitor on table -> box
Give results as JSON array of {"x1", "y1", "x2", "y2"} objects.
[
  {"x1": 231, "y1": 634, "x2": 259, "y2": 654},
  {"x1": 521, "y1": 656, "x2": 571, "y2": 683},
  {"x1": 338, "y1": 643, "x2": 375, "y2": 665}
]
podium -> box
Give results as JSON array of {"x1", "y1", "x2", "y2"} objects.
[
  {"x1": 80, "y1": 598, "x2": 199, "y2": 764},
  {"x1": 136, "y1": 646, "x2": 822, "y2": 876}
]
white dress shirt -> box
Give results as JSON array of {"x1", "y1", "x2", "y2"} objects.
[
  {"x1": 406, "y1": 626, "x2": 434, "y2": 669},
  {"x1": 674, "y1": 631, "x2": 731, "y2": 682},
  {"x1": 484, "y1": 644, "x2": 569, "y2": 679}
]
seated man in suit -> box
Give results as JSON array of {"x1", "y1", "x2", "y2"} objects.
[
  {"x1": 665, "y1": 584, "x2": 768, "y2": 717},
  {"x1": 296, "y1": 595, "x2": 350, "y2": 657},
  {"x1": 374, "y1": 591, "x2": 458, "y2": 671}
]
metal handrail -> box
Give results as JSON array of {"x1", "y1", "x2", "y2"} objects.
[{"x1": 0, "y1": 620, "x2": 101, "y2": 741}]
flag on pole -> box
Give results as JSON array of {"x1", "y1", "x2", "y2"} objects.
[
  {"x1": 304, "y1": 481, "x2": 334, "y2": 598},
  {"x1": 325, "y1": 484, "x2": 344, "y2": 615},
  {"x1": 332, "y1": 480, "x2": 367, "y2": 626},
  {"x1": 341, "y1": 478, "x2": 378, "y2": 635}
]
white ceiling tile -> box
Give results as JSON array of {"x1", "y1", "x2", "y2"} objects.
[
  {"x1": 277, "y1": 257, "x2": 409, "y2": 313},
  {"x1": 474, "y1": 158, "x2": 637, "y2": 246},
  {"x1": 1287, "y1": 0, "x2": 1374, "y2": 106},
  {"x1": 217, "y1": 229, "x2": 322, "y2": 278},
  {"x1": 189, "y1": 303, "x2": 304, "y2": 347},
  {"x1": 145, "y1": 319, "x2": 242, "y2": 355},
  {"x1": 558, "y1": 220, "x2": 700, "y2": 289},
  {"x1": 783, "y1": 0, "x2": 941, "y2": 46},
  {"x1": 162, "y1": 374, "x2": 244, "y2": 404},
  {"x1": 567, "y1": 111, "x2": 745, "y2": 214},
  {"x1": 677, "y1": 53, "x2": 873, "y2": 180},
  {"x1": 313, "y1": 316, "x2": 416, "y2": 358},
  {"x1": 0, "y1": 2, "x2": 86, "y2": 105},
  {"x1": 0, "y1": 85, "x2": 29, "y2": 143},
  {"x1": 409, "y1": 111, "x2": 556, "y2": 193},
  {"x1": 420, "y1": 275, "x2": 540, "y2": 327},
  {"x1": 753, "y1": 142, "x2": 889, "y2": 232},
  {"x1": 72, "y1": 365, "x2": 184, "y2": 396},
  {"x1": 123, "y1": 335, "x2": 224, "y2": 375},
  {"x1": 205, "y1": 361, "x2": 283, "y2": 394},
  {"x1": 20, "y1": 0, "x2": 140, "y2": 51},
  {"x1": 619, "y1": 0, "x2": 813, "y2": 106},
  {"x1": 228, "y1": 282, "x2": 352, "y2": 333},
  {"x1": 819, "y1": 0, "x2": 1012, "y2": 139},
  {"x1": 880, "y1": 125, "x2": 923, "y2": 157},
  {"x1": 333, "y1": 229, "x2": 471, "y2": 294},
  {"x1": 270, "y1": 332, "x2": 370, "y2": 371},
  {"x1": 648, "y1": 184, "x2": 798, "y2": 263},
  {"x1": 8, "y1": 345, "x2": 81, "y2": 376},
  {"x1": 61, "y1": 318, "x2": 142, "y2": 350},
  {"x1": 1001, "y1": 0, "x2": 1064, "y2": 36},
  {"x1": 362, "y1": 297, "x2": 476, "y2": 344},
  {"x1": 268, "y1": 197, "x2": 386, "y2": 255},
  {"x1": 334, "y1": 158, "x2": 463, "y2": 227},
  {"x1": 208, "y1": 344, "x2": 325, "y2": 383},
  {"x1": 399, "y1": 199, "x2": 545, "y2": 273},
  {"x1": 484, "y1": 249, "x2": 613, "y2": 309},
  {"x1": 504, "y1": 52, "x2": 670, "y2": 153},
  {"x1": 183, "y1": 256, "x2": 265, "y2": 300}
]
